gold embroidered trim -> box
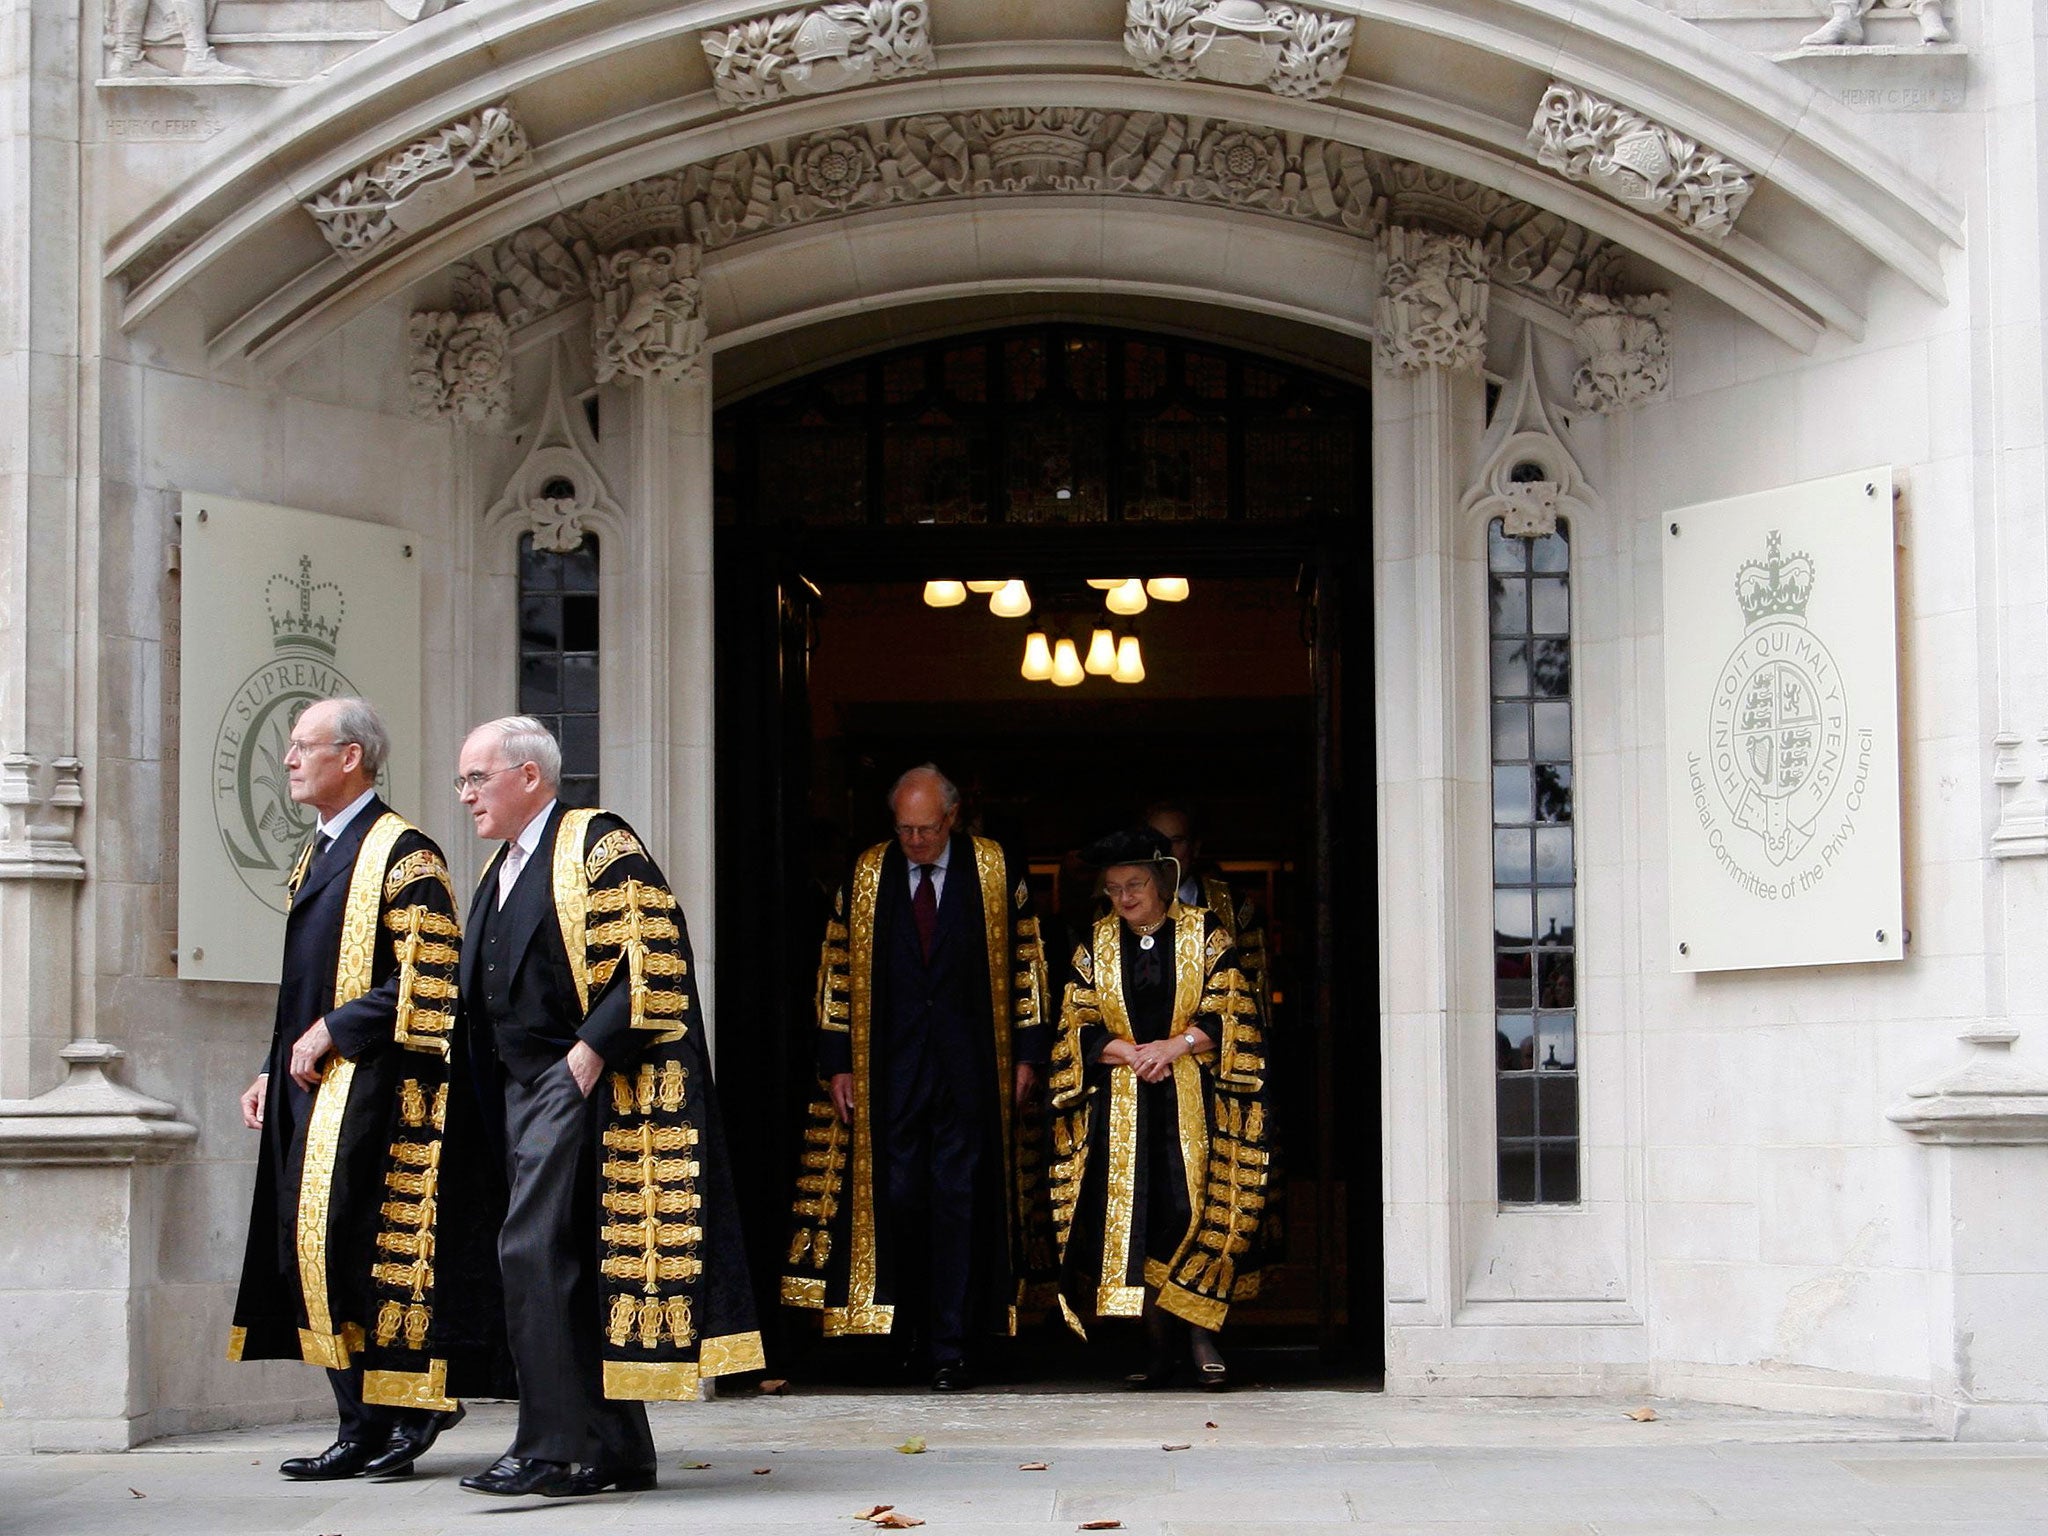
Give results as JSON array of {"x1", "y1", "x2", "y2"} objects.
[
  {"x1": 1090, "y1": 913, "x2": 1141, "y2": 1312},
  {"x1": 699, "y1": 1329, "x2": 768, "y2": 1376},
  {"x1": 602, "y1": 1359, "x2": 699, "y2": 1400},
  {"x1": 780, "y1": 1275, "x2": 826, "y2": 1308},
  {"x1": 585, "y1": 828, "x2": 644, "y2": 885},
  {"x1": 553, "y1": 808, "x2": 603, "y2": 1015},
  {"x1": 972, "y1": 838, "x2": 1016, "y2": 1279},
  {"x1": 822, "y1": 1302, "x2": 895, "y2": 1337},
  {"x1": 362, "y1": 1360, "x2": 456, "y2": 1412},
  {"x1": 225, "y1": 1324, "x2": 247, "y2": 1361},
  {"x1": 384, "y1": 849, "x2": 454, "y2": 904},
  {"x1": 844, "y1": 844, "x2": 887, "y2": 1324}
]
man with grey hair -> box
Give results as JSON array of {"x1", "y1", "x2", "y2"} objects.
[
  {"x1": 454, "y1": 716, "x2": 761, "y2": 1499},
  {"x1": 781, "y1": 764, "x2": 1053, "y2": 1391},
  {"x1": 230, "y1": 697, "x2": 484, "y2": 1481}
]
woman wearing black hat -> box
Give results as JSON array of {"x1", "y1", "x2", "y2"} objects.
[{"x1": 1045, "y1": 826, "x2": 1272, "y2": 1390}]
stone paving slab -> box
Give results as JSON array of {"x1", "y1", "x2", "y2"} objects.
[{"x1": 5, "y1": 1393, "x2": 2048, "y2": 1536}]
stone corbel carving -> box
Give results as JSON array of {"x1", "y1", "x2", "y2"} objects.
[
  {"x1": 1570, "y1": 292, "x2": 1671, "y2": 413},
  {"x1": 1372, "y1": 226, "x2": 1490, "y2": 376},
  {"x1": 1530, "y1": 84, "x2": 1755, "y2": 241},
  {"x1": 1124, "y1": 0, "x2": 1355, "y2": 100},
  {"x1": 1990, "y1": 728, "x2": 2048, "y2": 858},
  {"x1": 592, "y1": 246, "x2": 709, "y2": 385},
  {"x1": 702, "y1": 2, "x2": 934, "y2": 109},
  {"x1": 0, "y1": 753, "x2": 86, "y2": 882},
  {"x1": 305, "y1": 105, "x2": 531, "y2": 263},
  {"x1": 1803, "y1": 0, "x2": 1950, "y2": 46},
  {"x1": 486, "y1": 351, "x2": 621, "y2": 555},
  {"x1": 407, "y1": 310, "x2": 512, "y2": 429},
  {"x1": 1888, "y1": 1028, "x2": 2048, "y2": 1144}
]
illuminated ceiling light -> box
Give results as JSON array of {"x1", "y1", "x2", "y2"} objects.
[
  {"x1": 1112, "y1": 634, "x2": 1146, "y2": 684},
  {"x1": 1145, "y1": 576, "x2": 1190, "y2": 603},
  {"x1": 966, "y1": 580, "x2": 1005, "y2": 594},
  {"x1": 1105, "y1": 578, "x2": 1149, "y2": 615},
  {"x1": 990, "y1": 579, "x2": 1033, "y2": 618},
  {"x1": 1021, "y1": 629, "x2": 1053, "y2": 681},
  {"x1": 1084, "y1": 626, "x2": 1117, "y2": 675},
  {"x1": 1086, "y1": 578, "x2": 1124, "y2": 590},
  {"x1": 1051, "y1": 636, "x2": 1085, "y2": 687},
  {"x1": 922, "y1": 580, "x2": 967, "y2": 608}
]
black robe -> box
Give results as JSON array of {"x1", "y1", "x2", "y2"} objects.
[
  {"x1": 230, "y1": 798, "x2": 510, "y2": 1407},
  {"x1": 780, "y1": 834, "x2": 1055, "y2": 1336}
]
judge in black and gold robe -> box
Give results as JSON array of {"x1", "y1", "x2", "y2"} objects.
[
  {"x1": 231, "y1": 697, "x2": 494, "y2": 1482},
  {"x1": 780, "y1": 764, "x2": 1052, "y2": 1391},
  {"x1": 455, "y1": 715, "x2": 762, "y2": 1501},
  {"x1": 1048, "y1": 827, "x2": 1271, "y2": 1392}
]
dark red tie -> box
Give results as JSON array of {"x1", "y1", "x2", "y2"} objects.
[{"x1": 913, "y1": 863, "x2": 939, "y2": 959}]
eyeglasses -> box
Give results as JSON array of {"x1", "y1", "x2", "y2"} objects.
[
  {"x1": 453, "y1": 764, "x2": 522, "y2": 795},
  {"x1": 285, "y1": 737, "x2": 345, "y2": 757},
  {"x1": 1103, "y1": 876, "x2": 1162, "y2": 900},
  {"x1": 894, "y1": 821, "x2": 948, "y2": 839}
]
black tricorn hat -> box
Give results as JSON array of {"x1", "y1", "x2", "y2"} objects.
[{"x1": 1082, "y1": 825, "x2": 1175, "y2": 869}]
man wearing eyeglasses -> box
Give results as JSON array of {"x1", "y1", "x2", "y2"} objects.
[
  {"x1": 780, "y1": 764, "x2": 1052, "y2": 1392},
  {"x1": 229, "y1": 697, "x2": 484, "y2": 1482},
  {"x1": 453, "y1": 716, "x2": 762, "y2": 1500}
]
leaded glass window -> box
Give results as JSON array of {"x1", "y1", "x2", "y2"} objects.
[
  {"x1": 1489, "y1": 517, "x2": 1578, "y2": 1204},
  {"x1": 518, "y1": 532, "x2": 600, "y2": 808}
]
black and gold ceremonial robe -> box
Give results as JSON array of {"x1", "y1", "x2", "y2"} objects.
[
  {"x1": 1197, "y1": 873, "x2": 1268, "y2": 1008},
  {"x1": 780, "y1": 836, "x2": 1054, "y2": 1335},
  {"x1": 229, "y1": 803, "x2": 500, "y2": 1408},
  {"x1": 533, "y1": 807, "x2": 764, "y2": 1399},
  {"x1": 1048, "y1": 905, "x2": 1270, "y2": 1333}
]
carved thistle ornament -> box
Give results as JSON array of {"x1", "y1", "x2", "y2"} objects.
[
  {"x1": 702, "y1": 1, "x2": 933, "y2": 109},
  {"x1": 1529, "y1": 84, "x2": 1754, "y2": 241},
  {"x1": 1372, "y1": 226, "x2": 1490, "y2": 375},
  {"x1": 408, "y1": 310, "x2": 511, "y2": 428},
  {"x1": 306, "y1": 104, "x2": 531, "y2": 263},
  {"x1": 592, "y1": 245, "x2": 708, "y2": 385},
  {"x1": 1570, "y1": 292, "x2": 1671, "y2": 413},
  {"x1": 1124, "y1": 0, "x2": 1355, "y2": 99}
]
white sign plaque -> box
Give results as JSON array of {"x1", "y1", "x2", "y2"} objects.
[
  {"x1": 1662, "y1": 467, "x2": 1904, "y2": 972},
  {"x1": 177, "y1": 495, "x2": 422, "y2": 984}
]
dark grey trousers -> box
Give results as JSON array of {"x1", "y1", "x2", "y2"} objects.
[{"x1": 499, "y1": 1059, "x2": 654, "y2": 1469}]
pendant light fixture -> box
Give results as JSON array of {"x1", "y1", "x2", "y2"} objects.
[
  {"x1": 1112, "y1": 633, "x2": 1146, "y2": 683},
  {"x1": 1021, "y1": 627, "x2": 1053, "y2": 681},
  {"x1": 1144, "y1": 576, "x2": 1189, "y2": 602},
  {"x1": 1084, "y1": 625, "x2": 1117, "y2": 675},
  {"x1": 1050, "y1": 636, "x2": 1085, "y2": 687},
  {"x1": 966, "y1": 580, "x2": 1005, "y2": 594},
  {"x1": 989, "y1": 579, "x2": 1033, "y2": 618},
  {"x1": 1086, "y1": 578, "x2": 1125, "y2": 590},
  {"x1": 1105, "y1": 578, "x2": 1148, "y2": 616},
  {"x1": 922, "y1": 580, "x2": 967, "y2": 608}
]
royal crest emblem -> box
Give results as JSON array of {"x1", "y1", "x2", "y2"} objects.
[{"x1": 1705, "y1": 532, "x2": 1847, "y2": 868}]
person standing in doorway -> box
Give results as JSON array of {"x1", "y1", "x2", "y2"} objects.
[
  {"x1": 454, "y1": 716, "x2": 762, "y2": 1499},
  {"x1": 230, "y1": 696, "x2": 483, "y2": 1482},
  {"x1": 781, "y1": 764, "x2": 1052, "y2": 1390}
]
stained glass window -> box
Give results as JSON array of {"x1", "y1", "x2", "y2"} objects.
[
  {"x1": 1489, "y1": 516, "x2": 1578, "y2": 1204},
  {"x1": 518, "y1": 532, "x2": 599, "y2": 809}
]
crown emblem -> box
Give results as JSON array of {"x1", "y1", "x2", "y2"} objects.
[
  {"x1": 267, "y1": 556, "x2": 346, "y2": 657},
  {"x1": 1735, "y1": 531, "x2": 1814, "y2": 625}
]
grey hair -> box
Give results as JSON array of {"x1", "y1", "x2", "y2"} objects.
[
  {"x1": 888, "y1": 763, "x2": 959, "y2": 814},
  {"x1": 322, "y1": 697, "x2": 390, "y2": 778},
  {"x1": 474, "y1": 714, "x2": 562, "y2": 791}
]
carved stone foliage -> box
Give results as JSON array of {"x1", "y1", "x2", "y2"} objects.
[
  {"x1": 487, "y1": 351, "x2": 621, "y2": 555},
  {"x1": 1124, "y1": 0, "x2": 1355, "y2": 100},
  {"x1": 1529, "y1": 84, "x2": 1754, "y2": 241},
  {"x1": 592, "y1": 245, "x2": 708, "y2": 385},
  {"x1": 1570, "y1": 292, "x2": 1671, "y2": 413},
  {"x1": 407, "y1": 310, "x2": 511, "y2": 428},
  {"x1": 1372, "y1": 226, "x2": 1490, "y2": 375},
  {"x1": 305, "y1": 105, "x2": 531, "y2": 264},
  {"x1": 702, "y1": 2, "x2": 933, "y2": 110},
  {"x1": 451, "y1": 111, "x2": 1622, "y2": 335}
]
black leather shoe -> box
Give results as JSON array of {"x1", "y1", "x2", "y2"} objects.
[
  {"x1": 362, "y1": 1403, "x2": 466, "y2": 1478},
  {"x1": 542, "y1": 1462, "x2": 658, "y2": 1497},
  {"x1": 460, "y1": 1454, "x2": 574, "y2": 1497},
  {"x1": 930, "y1": 1360, "x2": 972, "y2": 1392},
  {"x1": 279, "y1": 1440, "x2": 379, "y2": 1481}
]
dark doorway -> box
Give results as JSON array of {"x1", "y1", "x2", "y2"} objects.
[{"x1": 713, "y1": 324, "x2": 1381, "y2": 1384}]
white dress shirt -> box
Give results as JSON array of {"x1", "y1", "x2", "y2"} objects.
[
  {"x1": 499, "y1": 800, "x2": 557, "y2": 909},
  {"x1": 908, "y1": 842, "x2": 951, "y2": 903},
  {"x1": 317, "y1": 786, "x2": 378, "y2": 845}
]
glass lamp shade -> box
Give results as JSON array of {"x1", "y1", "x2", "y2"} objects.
[
  {"x1": 1145, "y1": 576, "x2": 1190, "y2": 603},
  {"x1": 966, "y1": 580, "x2": 1005, "y2": 594},
  {"x1": 1086, "y1": 578, "x2": 1125, "y2": 591},
  {"x1": 1021, "y1": 629, "x2": 1054, "y2": 681},
  {"x1": 922, "y1": 580, "x2": 967, "y2": 608},
  {"x1": 990, "y1": 579, "x2": 1033, "y2": 618},
  {"x1": 1112, "y1": 634, "x2": 1146, "y2": 683},
  {"x1": 1051, "y1": 636, "x2": 1085, "y2": 687},
  {"x1": 1084, "y1": 626, "x2": 1117, "y2": 675},
  {"x1": 1105, "y1": 578, "x2": 1149, "y2": 615}
]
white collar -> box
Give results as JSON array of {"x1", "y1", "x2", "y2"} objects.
[
  {"x1": 317, "y1": 787, "x2": 377, "y2": 842},
  {"x1": 509, "y1": 800, "x2": 557, "y2": 861}
]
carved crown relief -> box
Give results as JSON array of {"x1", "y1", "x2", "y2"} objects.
[
  {"x1": 1124, "y1": 0, "x2": 1355, "y2": 100},
  {"x1": 702, "y1": 2, "x2": 934, "y2": 109},
  {"x1": 306, "y1": 104, "x2": 531, "y2": 263},
  {"x1": 1529, "y1": 84, "x2": 1754, "y2": 241},
  {"x1": 1372, "y1": 226, "x2": 1491, "y2": 375},
  {"x1": 1570, "y1": 291, "x2": 1670, "y2": 413}
]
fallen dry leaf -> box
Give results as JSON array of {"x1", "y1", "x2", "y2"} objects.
[
  {"x1": 895, "y1": 1435, "x2": 928, "y2": 1454},
  {"x1": 759, "y1": 1378, "x2": 792, "y2": 1395},
  {"x1": 1078, "y1": 1522, "x2": 1123, "y2": 1531},
  {"x1": 870, "y1": 1515, "x2": 925, "y2": 1530},
  {"x1": 1204, "y1": 1421, "x2": 1218, "y2": 1429},
  {"x1": 1161, "y1": 1443, "x2": 1191, "y2": 1452},
  {"x1": 753, "y1": 1466, "x2": 773, "y2": 1475},
  {"x1": 852, "y1": 1505, "x2": 895, "y2": 1520},
  {"x1": 679, "y1": 1461, "x2": 711, "y2": 1470},
  {"x1": 1018, "y1": 1461, "x2": 1050, "y2": 1471},
  {"x1": 1625, "y1": 1406, "x2": 1659, "y2": 1422},
  {"x1": 127, "y1": 1489, "x2": 145, "y2": 1499}
]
